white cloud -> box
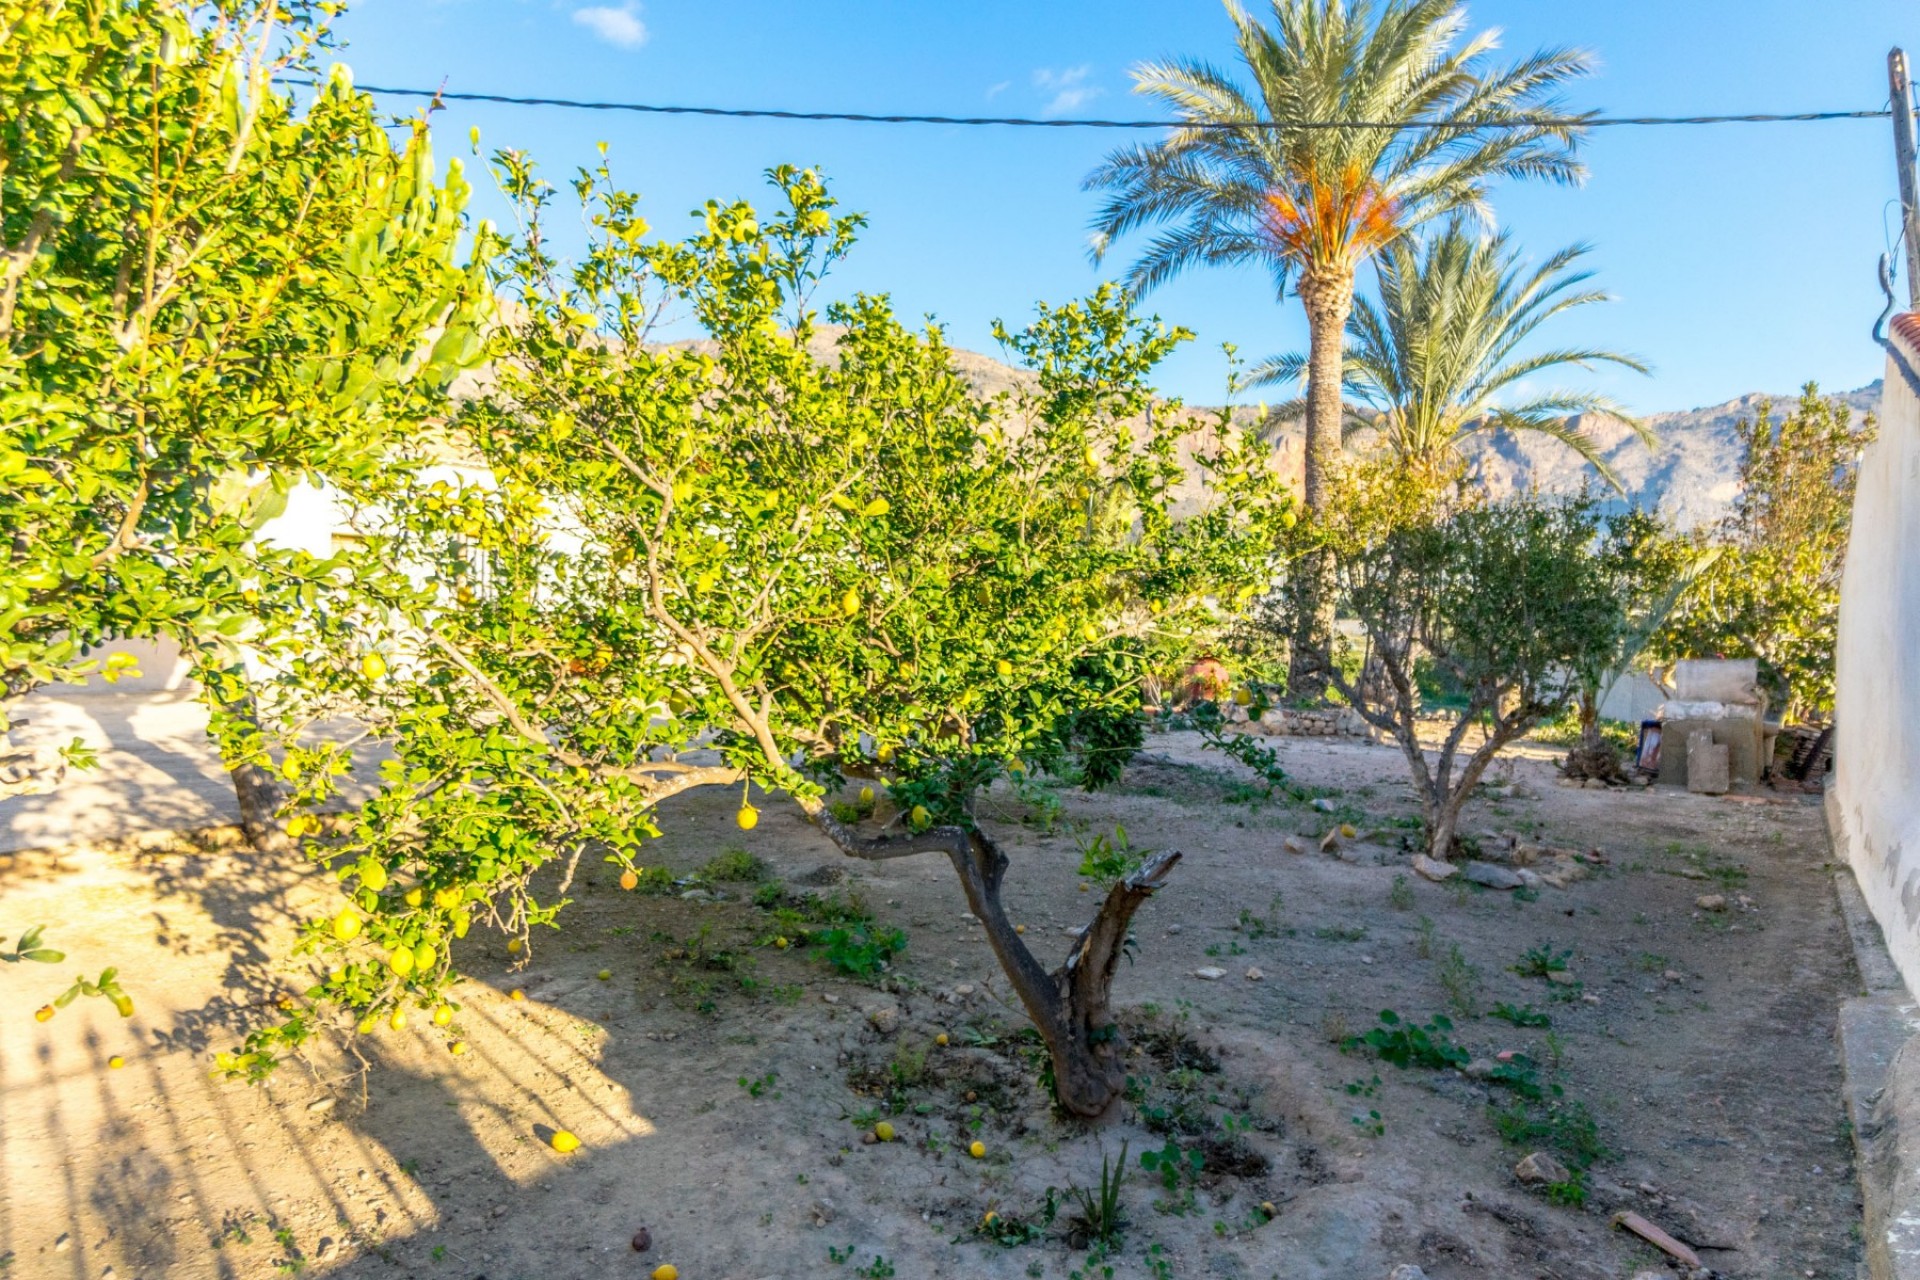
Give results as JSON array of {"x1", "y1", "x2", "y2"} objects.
[
  {"x1": 573, "y1": 3, "x2": 647, "y2": 48},
  {"x1": 985, "y1": 80, "x2": 1012, "y2": 100},
  {"x1": 1033, "y1": 65, "x2": 1101, "y2": 117}
]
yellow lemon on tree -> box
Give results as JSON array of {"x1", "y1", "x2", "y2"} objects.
[
  {"x1": 840, "y1": 587, "x2": 861, "y2": 616},
  {"x1": 909, "y1": 804, "x2": 931, "y2": 829},
  {"x1": 550, "y1": 1129, "x2": 580, "y2": 1153},
  {"x1": 388, "y1": 1008, "x2": 408, "y2": 1031},
  {"x1": 412, "y1": 941, "x2": 437, "y2": 972},
  {"x1": 435, "y1": 887, "x2": 464, "y2": 910},
  {"x1": 405, "y1": 887, "x2": 424, "y2": 908},
  {"x1": 358, "y1": 859, "x2": 389, "y2": 892},
  {"x1": 969, "y1": 1140, "x2": 986, "y2": 1159},
  {"x1": 332, "y1": 908, "x2": 363, "y2": 942},
  {"x1": 34, "y1": 1005, "x2": 54, "y2": 1023},
  {"x1": 1082, "y1": 623, "x2": 1100, "y2": 642},
  {"x1": 620, "y1": 869, "x2": 640, "y2": 891},
  {"x1": 858, "y1": 785, "x2": 875, "y2": 806},
  {"x1": 361, "y1": 653, "x2": 387, "y2": 680},
  {"x1": 286, "y1": 813, "x2": 318, "y2": 839},
  {"x1": 357, "y1": 1014, "x2": 379, "y2": 1035},
  {"x1": 736, "y1": 804, "x2": 759, "y2": 831},
  {"x1": 388, "y1": 946, "x2": 415, "y2": 978},
  {"x1": 108, "y1": 1055, "x2": 125, "y2": 1069},
  {"x1": 432, "y1": 1005, "x2": 453, "y2": 1027},
  {"x1": 874, "y1": 1121, "x2": 895, "y2": 1142},
  {"x1": 995, "y1": 659, "x2": 1013, "y2": 678}
]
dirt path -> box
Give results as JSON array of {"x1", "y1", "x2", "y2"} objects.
[{"x1": 0, "y1": 729, "x2": 1861, "y2": 1279}]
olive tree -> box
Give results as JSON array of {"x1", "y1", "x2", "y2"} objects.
[
  {"x1": 228, "y1": 162, "x2": 1279, "y2": 1117},
  {"x1": 0, "y1": 0, "x2": 492, "y2": 840},
  {"x1": 1299, "y1": 470, "x2": 1625, "y2": 858}
]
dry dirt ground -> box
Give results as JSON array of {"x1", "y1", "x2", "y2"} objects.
[{"x1": 0, "y1": 725, "x2": 1862, "y2": 1280}]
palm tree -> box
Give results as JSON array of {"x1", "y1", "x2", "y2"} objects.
[
  {"x1": 1085, "y1": 0, "x2": 1592, "y2": 691},
  {"x1": 1253, "y1": 220, "x2": 1652, "y2": 488}
]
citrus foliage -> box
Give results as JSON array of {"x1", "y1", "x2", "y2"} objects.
[
  {"x1": 224, "y1": 161, "x2": 1280, "y2": 1100},
  {"x1": 0, "y1": 0, "x2": 491, "y2": 707},
  {"x1": 1656, "y1": 385, "x2": 1870, "y2": 718}
]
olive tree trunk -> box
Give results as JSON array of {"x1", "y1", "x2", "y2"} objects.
[{"x1": 799, "y1": 798, "x2": 1179, "y2": 1118}]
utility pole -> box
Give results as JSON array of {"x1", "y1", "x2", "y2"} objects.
[{"x1": 1892, "y1": 49, "x2": 1920, "y2": 308}]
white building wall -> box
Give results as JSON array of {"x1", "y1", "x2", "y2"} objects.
[{"x1": 1831, "y1": 315, "x2": 1920, "y2": 997}]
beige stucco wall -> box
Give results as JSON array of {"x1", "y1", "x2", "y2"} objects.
[{"x1": 1831, "y1": 317, "x2": 1920, "y2": 997}]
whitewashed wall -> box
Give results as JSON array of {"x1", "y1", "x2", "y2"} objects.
[{"x1": 1831, "y1": 315, "x2": 1920, "y2": 996}]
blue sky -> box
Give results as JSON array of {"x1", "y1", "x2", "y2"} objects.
[{"x1": 325, "y1": 0, "x2": 1914, "y2": 413}]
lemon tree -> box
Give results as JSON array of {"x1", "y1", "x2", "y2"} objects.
[
  {"x1": 230, "y1": 160, "x2": 1280, "y2": 1115},
  {"x1": 0, "y1": 0, "x2": 492, "y2": 844}
]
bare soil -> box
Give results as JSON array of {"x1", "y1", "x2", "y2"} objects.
[{"x1": 0, "y1": 728, "x2": 1862, "y2": 1280}]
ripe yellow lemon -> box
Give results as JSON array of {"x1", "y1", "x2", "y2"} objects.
[
  {"x1": 910, "y1": 804, "x2": 931, "y2": 829},
  {"x1": 651, "y1": 1267, "x2": 677, "y2": 1280},
  {"x1": 34, "y1": 1005, "x2": 53, "y2": 1022},
  {"x1": 996, "y1": 659, "x2": 1013, "y2": 677},
  {"x1": 357, "y1": 1014, "x2": 378, "y2": 1035},
  {"x1": 286, "y1": 814, "x2": 318, "y2": 839},
  {"x1": 412, "y1": 941, "x2": 436, "y2": 972},
  {"x1": 935, "y1": 1033, "x2": 949, "y2": 1047},
  {"x1": 840, "y1": 588, "x2": 861, "y2": 616},
  {"x1": 509, "y1": 989, "x2": 526, "y2": 1001},
  {"x1": 108, "y1": 1055, "x2": 125, "y2": 1069},
  {"x1": 361, "y1": 653, "x2": 387, "y2": 680},
  {"x1": 405, "y1": 887, "x2": 424, "y2": 908},
  {"x1": 450, "y1": 1041, "x2": 468, "y2": 1057},
  {"x1": 432, "y1": 1005, "x2": 453, "y2": 1027},
  {"x1": 775, "y1": 936, "x2": 789, "y2": 949},
  {"x1": 1015, "y1": 924, "x2": 1027, "y2": 935},
  {"x1": 858, "y1": 785, "x2": 875, "y2": 806},
  {"x1": 620, "y1": 870, "x2": 640, "y2": 891},
  {"x1": 874, "y1": 1121, "x2": 895, "y2": 1142},
  {"x1": 389, "y1": 946, "x2": 415, "y2": 978},
  {"x1": 359, "y1": 859, "x2": 389, "y2": 892},
  {"x1": 434, "y1": 887, "x2": 464, "y2": 910},
  {"x1": 1339, "y1": 823, "x2": 1357, "y2": 838},
  {"x1": 969, "y1": 1140, "x2": 986, "y2": 1159},
  {"x1": 736, "y1": 805, "x2": 759, "y2": 831},
  {"x1": 506, "y1": 938, "x2": 523, "y2": 956},
  {"x1": 389, "y1": 1008, "x2": 407, "y2": 1031},
  {"x1": 332, "y1": 908, "x2": 362, "y2": 942},
  {"x1": 550, "y1": 1130, "x2": 580, "y2": 1153},
  {"x1": 597, "y1": 969, "x2": 612, "y2": 981}
]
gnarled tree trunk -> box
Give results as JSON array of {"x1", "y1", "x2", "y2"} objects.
[{"x1": 800, "y1": 799, "x2": 1179, "y2": 1118}]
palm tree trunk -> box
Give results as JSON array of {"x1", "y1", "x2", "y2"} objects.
[{"x1": 1288, "y1": 268, "x2": 1355, "y2": 700}]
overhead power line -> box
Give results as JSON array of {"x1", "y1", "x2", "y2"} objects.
[{"x1": 308, "y1": 79, "x2": 1899, "y2": 131}]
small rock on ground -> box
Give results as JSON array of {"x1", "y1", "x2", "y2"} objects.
[
  {"x1": 1193, "y1": 967, "x2": 1227, "y2": 981},
  {"x1": 1463, "y1": 861, "x2": 1524, "y2": 890},
  {"x1": 1387, "y1": 1267, "x2": 1428, "y2": 1280},
  {"x1": 1514, "y1": 1151, "x2": 1572, "y2": 1185}
]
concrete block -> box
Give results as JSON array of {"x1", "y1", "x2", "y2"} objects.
[
  {"x1": 1685, "y1": 732, "x2": 1729, "y2": 794},
  {"x1": 1658, "y1": 716, "x2": 1764, "y2": 787}
]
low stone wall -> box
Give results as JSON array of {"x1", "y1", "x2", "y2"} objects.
[{"x1": 1223, "y1": 704, "x2": 1371, "y2": 738}]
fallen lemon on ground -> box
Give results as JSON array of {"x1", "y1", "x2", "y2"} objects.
[
  {"x1": 507, "y1": 938, "x2": 523, "y2": 955},
  {"x1": 450, "y1": 1041, "x2": 468, "y2": 1056},
  {"x1": 108, "y1": 1055, "x2": 125, "y2": 1069},
  {"x1": 969, "y1": 1140, "x2": 986, "y2": 1159},
  {"x1": 510, "y1": 988, "x2": 526, "y2": 1001},
  {"x1": 874, "y1": 1121, "x2": 895, "y2": 1142},
  {"x1": 597, "y1": 969, "x2": 612, "y2": 980},
  {"x1": 774, "y1": 936, "x2": 789, "y2": 949},
  {"x1": 432, "y1": 1005, "x2": 453, "y2": 1026},
  {"x1": 935, "y1": 1033, "x2": 949, "y2": 1046},
  {"x1": 550, "y1": 1130, "x2": 580, "y2": 1153},
  {"x1": 858, "y1": 785, "x2": 875, "y2": 806},
  {"x1": 651, "y1": 1267, "x2": 677, "y2": 1280},
  {"x1": 620, "y1": 869, "x2": 639, "y2": 891}
]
